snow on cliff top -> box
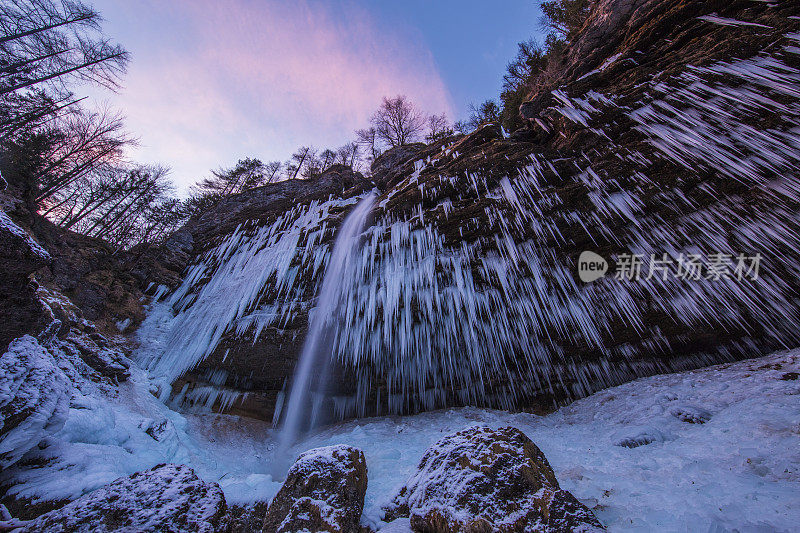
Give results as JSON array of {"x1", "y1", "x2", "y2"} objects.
[{"x1": 0, "y1": 209, "x2": 50, "y2": 261}]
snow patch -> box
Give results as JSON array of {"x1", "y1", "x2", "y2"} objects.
[{"x1": 698, "y1": 14, "x2": 771, "y2": 28}]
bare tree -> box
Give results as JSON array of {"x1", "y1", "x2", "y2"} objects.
[
  {"x1": 468, "y1": 100, "x2": 500, "y2": 130},
  {"x1": 370, "y1": 95, "x2": 426, "y2": 148},
  {"x1": 0, "y1": 1, "x2": 189, "y2": 251},
  {"x1": 336, "y1": 142, "x2": 359, "y2": 169},
  {"x1": 285, "y1": 146, "x2": 315, "y2": 180},
  {"x1": 318, "y1": 149, "x2": 336, "y2": 173},
  {"x1": 502, "y1": 40, "x2": 547, "y2": 94},
  {"x1": 44, "y1": 163, "x2": 180, "y2": 250},
  {"x1": 453, "y1": 120, "x2": 470, "y2": 135},
  {"x1": 133, "y1": 197, "x2": 184, "y2": 250},
  {"x1": 34, "y1": 107, "x2": 129, "y2": 202},
  {"x1": 202, "y1": 157, "x2": 267, "y2": 195},
  {"x1": 0, "y1": 89, "x2": 85, "y2": 138},
  {"x1": 82, "y1": 165, "x2": 169, "y2": 240},
  {"x1": 0, "y1": 0, "x2": 128, "y2": 97},
  {"x1": 264, "y1": 160, "x2": 282, "y2": 183},
  {"x1": 355, "y1": 127, "x2": 380, "y2": 166},
  {"x1": 541, "y1": 0, "x2": 592, "y2": 42},
  {"x1": 0, "y1": 0, "x2": 131, "y2": 210},
  {"x1": 425, "y1": 113, "x2": 453, "y2": 143}
]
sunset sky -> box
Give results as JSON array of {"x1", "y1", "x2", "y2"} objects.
[{"x1": 87, "y1": 0, "x2": 544, "y2": 194}]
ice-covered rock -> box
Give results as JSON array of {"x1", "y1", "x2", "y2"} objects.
[
  {"x1": 63, "y1": 330, "x2": 130, "y2": 382},
  {"x1": 384, "y1": 426, "x2": 604, "y2": 532},
  {"x1": 378, "y1": 517, "x2": 412, "y2": 532},
  {"x1": 0, "y1": 335, "x2": 70, "y2": 468},
  {"x1": 20, "y1": 463, "x2": 226, "y2": 533},
  {"x1": 611, "y1": 425, "x2": 668, "y2": 448},
  {"x1": 669, "y1": 404, "x2": 712, "y2": 424},
  {"x1": 263, "y1": 444, "x2": 367, "y2": 533}
]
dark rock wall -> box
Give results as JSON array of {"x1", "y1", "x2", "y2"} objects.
[{"x1": 0, "y1": 210, "x2": 52, "y2": 351}]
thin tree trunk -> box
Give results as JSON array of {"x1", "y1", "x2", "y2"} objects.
[
  {"x1": 0, "y1": 48, "x2": 70, "y2": 74},
  {"x1": 1, "y1": 53, "x2": 125, "y2": 95},
  {"x1": 41, "y1": 187, "x2": 79, "y2": 217},
  {"x1": 0, "y1": 13, "x2": 95, "y2": 45}
]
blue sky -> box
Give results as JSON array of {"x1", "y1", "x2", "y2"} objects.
[
  {"x1": 87, "y1": 0, "x2": 544, "y2": 193},
  {"x1": 361, "y1": 1, "x2": 544, "y2": 117}
]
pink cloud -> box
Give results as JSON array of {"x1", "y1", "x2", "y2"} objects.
[{"x1": 91, "y1": 0, "x2": 454, "y2": 193}]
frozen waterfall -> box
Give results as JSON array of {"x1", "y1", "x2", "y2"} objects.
[{"x1": 275, "y1": 193, "x2": 376, "y2": 459}]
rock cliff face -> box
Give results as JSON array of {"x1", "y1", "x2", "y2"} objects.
[
  {"x1": 1, "y1": 198, "x2": 151, "y2": 348},
  {"x1": 133, "y1": 166, "x2": 369, "y2": 420},
  {"x1": 0, "y1": 210, "x2": 52, "y2": 351},
  {"x1": 140, "y1": 0, "x2": 800, "y2": 422}
]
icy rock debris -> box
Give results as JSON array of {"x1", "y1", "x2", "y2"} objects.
[
  {"x1": 264, "y1": 444, "x2": 368, "y2": 533},
  {"x1": 669, "y1": 404, "x2": 712, "y2": 424},
  {"x1": 0, "y1": 335, "x2": 70, "y2": 468},
  {"x1": 20, "y1": 463, "x2": 226, "y2": 533},
  {"x1": 611, "y1": 425, "x2": 668, "y2": 448},
  {"x1": 384, "y1": 426, "x2": 604, "y2": 532}
]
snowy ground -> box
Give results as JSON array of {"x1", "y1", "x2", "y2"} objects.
[
  {"x1": 299, "y1": 351, "x2": 800, "y2": 532},
  {"x1": 3, "y1": 349, "x2": 798, "y2": 532}
]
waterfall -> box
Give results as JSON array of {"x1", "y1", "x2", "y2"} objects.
[
  {"x1": 275, "y1": 193, "x2": 376, "y2": 458},
  {"x1": 133, "y1": 194, "x2": 364, "y2": 402},
  {"x1": 134, "y1": 40, "x2": 800, "y2": 430}
]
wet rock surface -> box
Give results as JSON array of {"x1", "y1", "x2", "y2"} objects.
[
  {"x1": 19, "y1": 464, "x2": 226, "y2": 533},
  {"x1": 384, "y1": 426, "x2": 603, "y2": 532},
  {"x1": 263, "y1": 445, "x2": 368, "y2": 533}
]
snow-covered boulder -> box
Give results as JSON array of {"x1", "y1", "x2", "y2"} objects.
[
  {"x1": 384, "y1": 426, "x2": 604, "y2": 532},
  {"x1": 20, "y1": 463, "x2": 226, "y2": 533},
  {"x1": 611, "y1": 425, "x2": 667, "y2": 448},
  {"x1": 263, "y1": 444, "x2": 368, "y2": 533},
  {"x1": 63, "y1": 330, "x2": 130, "y2": 381},
  {"x1": 669, "y1": 404, "x2": 712, "y2": 424},
  {"x1": 0, "y1": 335, "x2": 70, "y2": 468}
]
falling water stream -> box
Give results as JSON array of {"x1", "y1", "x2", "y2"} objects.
[{"x1": 273, "y1": 192, "x2": 376, "y2": 472}]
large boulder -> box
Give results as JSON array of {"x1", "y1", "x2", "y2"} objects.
[
  {"x1": 263, "y1": 445, "x2": 368, "y2": 533},
  {"x1": 384, "y1": 426, "x2": 603, "y2": 532},
  {"x1": 0, "y1": 335, "x2": 70, "y2": 468},
  {"x1": 20, "y1": 464, "x2": 226, "y2": 533}
]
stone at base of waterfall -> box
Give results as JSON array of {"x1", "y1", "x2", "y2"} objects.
[
  {"x1": 19, "y1": 464, "x2": 226, "y2": 533},
  {"x1": 263, "y1": 444, "x2": 368, "y2": 533},
  {"x1": 383, "y1": 426, "x2": 604, "y2": 532}
]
